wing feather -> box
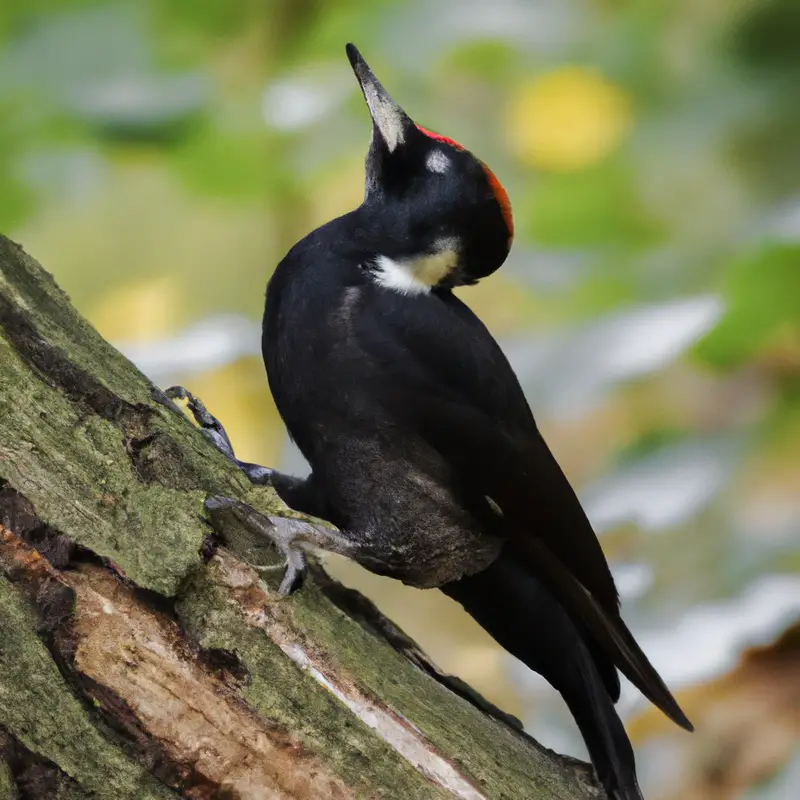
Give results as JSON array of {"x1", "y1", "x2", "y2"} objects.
[{"x1": 354, "y1": 288, "x2": 691, "y2": 727}]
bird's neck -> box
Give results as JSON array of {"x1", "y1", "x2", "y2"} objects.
[{"x1": 332, "y1": 205, "x2": 459, "y2": 295}]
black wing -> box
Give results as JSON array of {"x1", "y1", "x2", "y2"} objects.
[
  {"x1": 354, "y1": 287, "x2": 692, "y2": 730},
  {"x1": 356, "y1": 287, "x2": 620, "y2": 610}
]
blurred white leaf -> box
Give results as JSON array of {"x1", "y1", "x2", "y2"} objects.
[
  {"x1": 506, "y1": 246, "x2": 589, "y2": 291},
  {"x1": 582, "y1": 438, "x2": 738, "y2": 533},
  {"x1": 505, "y1": 295, "x2": 724, "y2": 418},
  {"x1": 0, "y1": 5, "x2": 207, "y2": 131},
  {"x1": 69, "y1": 72, "x2": 208, "y2": 129},
  {"x1": 636, "y1": 575, "x2": 800, "y2": 687},
  {"x1": 384, "y1": 0, "x2": 579, "y2": 66},
  {"x1": 754, "y1": 196, "x2": 800, "y2": 243},
  {"x1": 612, "y1": 562, "x2": 654, "y2": 600},
  {"x1": 15, "y1": 147, "x2": 108, "y2": 202},
  {"x1": 262, "y1": 68, "x2": 351, "y2": 131},
  {"x1": 0, "y1": 6, "x2": 149, "y2": 96},
  {"x1": 117, "y1": 314, "x2": 260, "y2": 384},
  {"x1": 512, "y1": 575, "x2": 800, "y2": 751}
]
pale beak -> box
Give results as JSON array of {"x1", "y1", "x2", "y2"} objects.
[{"x1": 346, "y1": 43, "x2": 413, "y2": 153}]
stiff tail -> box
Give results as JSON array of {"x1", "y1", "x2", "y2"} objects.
[
  {"x1": 568, "y1": 661, "x2": 643, "y2": 800},
  {"x1": 442, "y1": 549, "x2": 643, "y2": 800},
  {"x1": 510, "y1": 535, "x2": 692, "y2": 733}
]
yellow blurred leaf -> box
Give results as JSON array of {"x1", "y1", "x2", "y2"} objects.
[
  {"x1": 308, "y1": 155, "x2": 365, "y2": 229},
  {"x1": 17, "y1": 164, "x2": 275, "y2": 323},
  {"x1": 506, "y1": 67, "x2": 632, "y2": 171},
  {"x1": 89, "y1": 275, "x2": 183, "y2": 342},
  {"x1": 456, "y1": 273, "x2": 534, "y2": 335}
]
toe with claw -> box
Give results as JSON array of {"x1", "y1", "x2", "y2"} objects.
[
  {"x1": 205, "y1": 495, "x2": 306, "y2": 596},
  {"x1": 166, "y1": 386, "x2": 275, "y2": 486},
  {"x1": 166, "y1": 385, "x2": 237, "y2": 461}
]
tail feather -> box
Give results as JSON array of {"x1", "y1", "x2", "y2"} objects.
[
  {"x1": 511, "y1": 535, "x2": 693, "y2": 732},
  {"x1": 442, "y1": 549, "x2": 644, "y2": 800},
  {"x1": 569, "y1": 658, "x2": 643, "y2": 800}
]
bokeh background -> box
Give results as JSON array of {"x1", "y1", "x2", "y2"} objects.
[{"x1": 2, "y1": 1, "x2": 798, "y2": 797}]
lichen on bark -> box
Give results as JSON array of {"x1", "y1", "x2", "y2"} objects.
[{"x1": 0, "y1": 234, "x2": 602, "y2": 799}]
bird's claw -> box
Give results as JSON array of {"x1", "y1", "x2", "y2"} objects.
[
  {"x1": 204, "y1": 495, "x2": 306, "y2": 597},
  {"x1": 166, "y1": 386, "x2": 275, "y2": 486},
  {"x1": 166, "y1": 385, "x2": 236, "y2": 461},
  {"x1": 165, "y1": 385, "x2": 189, "y2": 402}
]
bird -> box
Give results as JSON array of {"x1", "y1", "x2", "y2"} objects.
[{"x1": 171, "y1": 43, "x2": 692, "y2": 800}]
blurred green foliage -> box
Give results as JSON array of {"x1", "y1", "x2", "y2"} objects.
[
  {"x1": 1, "y1": 1, "x2": 798, "y2": 796},
  {"x1": 699, "y1": 244, "x2": 800, "y2": 368}
]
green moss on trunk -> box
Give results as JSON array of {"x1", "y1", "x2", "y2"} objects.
[
  {"x1": 0, "y1": 758, "x2": 18, "y2": 800},
  {"x1": 0, "y1": 233, "x2": 601, "y2": 799}
]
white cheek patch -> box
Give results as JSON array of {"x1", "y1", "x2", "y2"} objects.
[
  {"x1": 374, "y1": 238, "x2": 459, "y2": 295},
  {"x1": 425, "y1": 150, "x2": 451, "y2": 173},
  {"x1": 374, "y1": 256, "x2": 429, "y2": 295}
]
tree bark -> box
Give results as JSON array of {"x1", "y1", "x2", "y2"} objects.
[{"x1": 0, "y1": 233, "x2": 602, "y2": 799}]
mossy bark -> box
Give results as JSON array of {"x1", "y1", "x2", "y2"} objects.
[{"x1": 0, "y1": 234, "x2": 602, "y2": 799}]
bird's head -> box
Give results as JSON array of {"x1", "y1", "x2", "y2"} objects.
[{"x1": 347, "y1": 43, "x2": 513, "y2": 294}]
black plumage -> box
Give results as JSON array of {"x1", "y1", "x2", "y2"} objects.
[{"x1": 182, "y1": 44, "x2": 693, "y2": 800}]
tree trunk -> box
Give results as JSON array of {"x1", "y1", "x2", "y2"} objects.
[{"x1": 0, "y1": 234, "x2": 602, "y2": 799}]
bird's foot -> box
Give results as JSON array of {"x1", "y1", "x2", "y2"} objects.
[
  {"x1": 166, "y1": 385, "x2": 275, "y2": 486},
  {"x1": 205, "y1": 495, "x2": 306, "y2": 596},
  {"x1": 166, "y1": 385, "x2": 236, "y2": 459}
]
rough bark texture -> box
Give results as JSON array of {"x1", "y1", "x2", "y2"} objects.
[{"x1": 0, "y1": 233, "x2": 603, "y2": 799}]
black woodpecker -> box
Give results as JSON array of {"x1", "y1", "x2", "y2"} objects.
[{"x1": 170, "y1": 43, "x2": 692, "y2": 800}]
